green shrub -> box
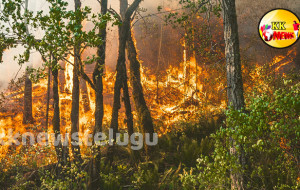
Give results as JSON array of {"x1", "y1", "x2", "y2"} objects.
[
  {"x1": 158, "y1": 121, "x2": 217, "y2": 167},
  {"x1": 100, "y1": 163, "x2": 131, "y2": 190},
  {"x1": 180, "y1": 83, "x2": 300, "y2": 189},
  {"x1": 132, "y1": 162, "x2": 159, "y2": 190},
  {"x1": 40, "y1": 163, "x2": 88, "y2": 190}
]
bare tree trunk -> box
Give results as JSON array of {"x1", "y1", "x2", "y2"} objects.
[
  {"x1": 127, "y1": 30, "x2": 155, "y2": 156},
  {"x1": 108, "y1": 26, "x2": 126, "y2": 163},
  {"x1": 120, "y1": 0, "x2": 128, "y2": 20},
  {"x1": 120, "y1": 0, "x2": 134, "y2": 143},
  {"x1": 222, "y1": 0, "x2": 246, "y2": 189},
  {"x1": 45, "y1": 66, "x2": 51, "y2": 130},
  {"x1": 22, "y1": 0, "x2": 34, "y2": 125},
  {"x1": 71, "y1": 0, "x2": 82, "y2": 163},
  {"x1": 223, "y1": 0, "x2": 245, "y2": 110},
  {"x1": 123, "y1": 84, "x2": 134, "y2": 137},
  {"x1": 89, "y1": 0, "x2": 107, "y2": 188},
  {"x1": 108, "y1": 0, "x2": 142, "y2": 163},
  {"x1": 23, "y1": 69, "x2": 34, "y2": 124},
  {"x1": 52, "y1": 68, "x2": 64, "y2": 165}
]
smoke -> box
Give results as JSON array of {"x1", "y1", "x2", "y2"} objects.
[
  {"x1": 1, "y1": 0, "x2": 299, "y2": 91},
  {"x1": 0, "y1": 0, "x2": 173, "y2": 91},
  {"x1": 0, "y1": 0, "x2": 49, "y2": 91},
  {"x1": 0, "y1": 47, "x2": 42, "y2": 91}
]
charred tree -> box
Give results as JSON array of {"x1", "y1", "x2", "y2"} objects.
[
  {"x1": 115, "y1": 0, "x2": 138, "y2": 163},
  {"x1": 52, "y1": 68, "x2": 64, "y2": 166},
  {"x1": 89, "y1": 0, "x2": 107, "y2": 188},
  {"x1": 45, "y1": 66, "x2": 51, "y2": 130},
  {"x1": 222, "y1": 0, "x2": 246, "y2": 189},
  {"x1": 109, "y1": 0, "x2": 142, "y2": 162},
  {"x1": 123, "y1": 82, "x2": 134, "y2": 137},
  {"x1": 22, "y1": 69, "x2": 34, "y2": 124},
  {"x1": 127, "y1": 31, "x2": 155, "y2": 155},
  {"x1": 120, "y1": 0, "x2": 155, "y2": 157},
  {"x1": 71, "y1": 0, "x2": 82, "y2": 163},
  {"x1": 120, "y1": 0, "x2": 134, "y2": 141},
  {"x1": 22, "y1": 0, "x2": 34, "y2": 125}
]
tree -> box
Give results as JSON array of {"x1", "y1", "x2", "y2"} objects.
[
  {"x1": 222, "y1": 0, "x2": 246, "y2": 189},
  {"x1": 1, "y1": 0, "x2": 113, "y2": 184},
  {"x1": 222, "y1": 0, "x2": 245, "y2": 110},
  {"x1": 71, "y1": 0, "x2": 83, "y2": 164},
  {"x1": 45, "y1": 65, "x2": 51, "y2": 130},
  {"x1": 21, "y1": 0, "x2": 34, "y2": 125},
  {"x1": 108, "y1": 0, "x2": 142, "y2": 162},
  {"x1": 23, "y1": 68, "x2": 34, "y2": 124},
  {"x1": 119, "y1": 0, "x2": 135, "y2": 147},
  {"x1": 1, "y1": 0, "x2": 71, "y2": 166},
  {"x1": 34, "y1": 1, "x2": 111, "y2": 168},
  {"x1": 89, "y1": 0, "x2": 108, "y2": 187},
  {"x1": 127, "y1": 27, "x2": 155, "y2": 156}
]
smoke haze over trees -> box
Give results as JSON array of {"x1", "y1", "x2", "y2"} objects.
[
  {"x1": 0, "y1": 0, "x2": 299, "y2": 189},
  {"x1": 1, "y1": 0, "x2": 299, "y2": 91}
]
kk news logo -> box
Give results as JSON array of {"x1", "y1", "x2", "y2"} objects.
[{"x1": 259, "y1": 9, "x2": 300, "y2": 48}]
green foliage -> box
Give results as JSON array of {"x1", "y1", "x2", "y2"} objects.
[
  {"x1": 132, "y1": 162, "x2": 159, "y2": 190},
  {"x1": 180, "y1": 82, "x2": 300, "y2": 189},
  {"x1": 158, "y1": 120, "x2": 217, "y2": 167},
  {"x1": 100, "y1": 163, "x2": 132, "y2": 190},
  {"x1": 158, "y1": 166, "x2": 182, "y2": 190},
  {"x1": 40, "y1": 163, "x2": 88, "y2": 190},
  {"x1": 0, "y1": 33, "x2": 16, "y2": 63}
]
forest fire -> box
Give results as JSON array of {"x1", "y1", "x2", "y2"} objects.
[
  {"x1": 0, "y1": 31, "x2": 297, "y2": 169},
  {"x1": 0, "y1": 47, "x2": 296, "y2": 152},
  {"x1": 0, "y1": 0, "x2": 299, "y2": 189}
]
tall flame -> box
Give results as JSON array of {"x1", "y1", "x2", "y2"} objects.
[{"x1": 64, "y1": 55, "x2": 74, "y2": 94}]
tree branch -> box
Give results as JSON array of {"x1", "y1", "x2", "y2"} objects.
[
  {"x1": 108, "y1": 8, "x2": 121, "y2": 21},
  {"x1": 125, "y1": 0, "x2": 142, "y2": 20}
]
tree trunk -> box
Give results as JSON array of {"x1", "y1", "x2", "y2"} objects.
[
  {"x1": 108, "y1": 25, "x2": 126, "y2": 163},
  {"x1": 52, "y1": 68, "x2": 64, "y2": 165},
  {"x1": 23, "y1": 69, "x2": 34, "y2": 124},
  {"x1": 89, "y1": 0, "x2": 107, "y2": 188},
  {"x1": 222, "y1": 0, "x2": 246, "y2": 189},
  {"x1": 45, "y1": 66, "x2": 51, "y2": 130},
  {"x1": 127, "y1": 30, "x2": 155, "y2": 156},
  {"x1": 22, "y1": 0, "x2": 34, "y2": 125},
  {"x1": 120, "y1": 0, "x2": 134, "y2": 143},
  {"x1": 222, "y1": 0, "x2": 245, "y2": 110},
  {"x1": 120, "y1": 0, "x2": 128, "y2": 20},
  {"x1": 123, "y1": 82, "x2": 134, "y2": 137},
  {"x1": 71, "y1": 0, "x2": 82, "y2": 163},
  {"x1": 108, "y1": 0, "x2": 142, "y2": 163}
]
